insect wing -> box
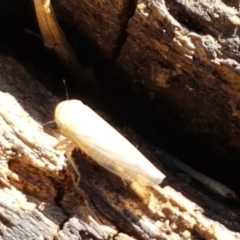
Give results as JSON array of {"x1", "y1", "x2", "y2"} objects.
[{"x1": 68, "y1": 104, "x2": 165, "y2": 186}]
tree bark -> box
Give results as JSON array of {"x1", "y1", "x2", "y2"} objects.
[
  {"x1": 51, "y1": 0, "x2": 240, "y2": 190},
  {"x1": 0, "y1": 55, "x2": 239, "y2": 239},
  {"x1": 0, "y1": 0, "x2": 240, "y2": 239}
]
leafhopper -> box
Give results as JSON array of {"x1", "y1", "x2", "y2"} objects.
[{"x1": 55, "y1": 100, "x2": 165, "y2": 186}]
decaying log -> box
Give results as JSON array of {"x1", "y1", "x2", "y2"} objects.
[
  {"x1": 51, "y1": 0, "x2": 240, "y2": 195},
  {"x1": 0, "y1": 55, "x2": 123, "y2": 239},
  {"x1": 0, "y1": 0, "x2": 240, "y2": 239},
  {"x1": 0, "y1": 55, "x2": 239, "y2": 239}
]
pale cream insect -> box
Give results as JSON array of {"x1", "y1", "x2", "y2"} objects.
[{"x1": 55, "y1": 100, "x2": 166, "y2": 186}]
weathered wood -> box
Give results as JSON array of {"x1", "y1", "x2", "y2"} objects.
[
  {"x1": 0, "y1": 55, "x2": 239, "y2": 239},
  {"x1": 0, "y1": 55, "x2": 121, "y2": 239},
  {"x1": 51, "y1": 0, "x2": 240, "y2": 195},
  {"x1": 0, "y1": 0, "x2": 240, "y2": 239},
  {"x1": 33, "y1": 0, "x2": 96, "y2": 92}
]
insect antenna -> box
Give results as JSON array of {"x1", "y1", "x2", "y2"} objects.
[
  {"x1": 43, "y1": 79, "x2": 69, "y2": 126},
  {"x1": 63, "y1": 79, "x2": 69, "y2": 100}
]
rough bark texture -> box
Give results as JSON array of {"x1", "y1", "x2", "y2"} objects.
[
  {"x1": 0, "y1": 0, "x2": 240, "y2": 239},
  {"x1": 0, "y1": 54, "x2": 239, "y2": 239},
  {"x1": 51, "y1": 0, "x2": 240, "y2": 194}
]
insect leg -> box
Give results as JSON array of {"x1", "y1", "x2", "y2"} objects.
[
  {"x1": 54, "y1": 138, "x2": 72, "y2": 150},
  {"x1": 65, "y1": 141, "x2": 81, "y2": 185},
  {"x1": 55, "y1": 139, "x2": 81, "y2": 184}
]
